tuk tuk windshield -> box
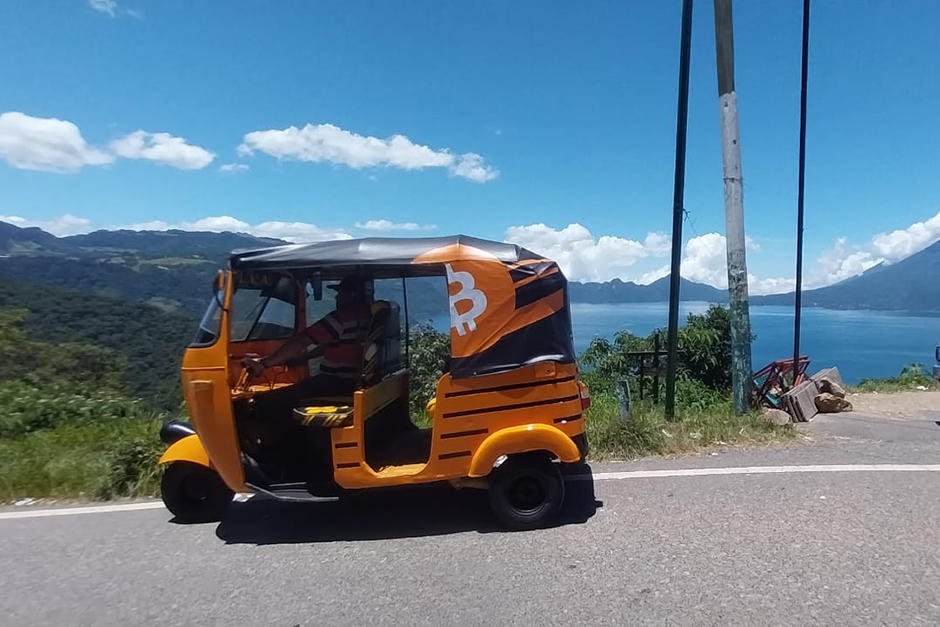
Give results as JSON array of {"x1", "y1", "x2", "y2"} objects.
[
  {"x1": 229, "y1": 276, "x2": 297, "y2": 342},
  {"x1": 191, "y1": 290, "x2": 223, "y2": 347}
]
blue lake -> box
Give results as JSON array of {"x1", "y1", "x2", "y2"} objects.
[
  {"x1": 422, "y1": 302, "x2": 939, "y2": 384},
  {"x1": 570, "y1": 302, "x2": 940, "y2": 385}
]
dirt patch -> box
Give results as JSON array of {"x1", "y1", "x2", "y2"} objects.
[{"x1": 847, "y1": 390, "x2": 940, "y2": 420}]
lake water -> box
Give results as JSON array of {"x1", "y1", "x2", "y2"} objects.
[
  {"x1": 423, "y1": 302, "x2": 939, "y2": 384},
  {"x1": 570, "y1": 302, "x2": 940, "y2": 385}
]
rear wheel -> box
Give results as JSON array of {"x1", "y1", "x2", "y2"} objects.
[
  {"x1": 161, "y1": 462, "x2": 233, "y2": 523},
  {"x1": 488, "y1": 454, "x2": 565, "y2": 530}
]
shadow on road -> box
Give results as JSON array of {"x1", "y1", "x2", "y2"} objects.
[{"x1": 214, "y1": 464, "x2": 601, "y2": 544}]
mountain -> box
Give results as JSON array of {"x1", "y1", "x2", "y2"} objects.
[
  {"x1": 0, "y1": 221, "x2": 285, "y2": 315},
  {"x1": 62, "y1": 229, "x2": 285, "y2": 258},
  {"x1": 1, "y1": 222, "x2": 732, "y2": 315},
  {"x1": 753, "y1": 240, "x2": 940, "y2": 312},
  {"x1": 1, "y1": 221, "x2": 284, "y2": 258},
  {"x1": 0, "y1": 221, "x2": 72, "y2": 255},
  {"x1": 568, "y1": 276, "x2": 728, "y2": 304}
]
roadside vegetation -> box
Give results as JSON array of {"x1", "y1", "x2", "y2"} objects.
[
  {"x1": 1, "y1": 300, "x2": 793, "y2": 502},
  {"x1": 0, "y1": 309, "x2": 170, "y2": 501},
  {"x1": 576, "y1": 306, "x2": 793, "y2": 459},
  {"x1": 853, "y1": 363, "x2": 940, "y2": 393}
]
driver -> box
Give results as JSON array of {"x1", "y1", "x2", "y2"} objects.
[{"x1": 243, "y1": 277, "x2": 372, "y2": 412}]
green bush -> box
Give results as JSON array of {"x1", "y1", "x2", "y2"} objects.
[
  {"x1": 579, "y1": 305, "x2": 748, "y2": 401},
  {"x1": 855, "y1": 363, "x2": 940, "y2": 392},
  {"x1": 407, "y1": 323, "x2": 451, "y2": 419},
  {"x1": 0, "y1": 416, "x2": 164, "y2": 501},
  {"x1": 0, "y1": 380, "x2": 146, "y2": 438}
]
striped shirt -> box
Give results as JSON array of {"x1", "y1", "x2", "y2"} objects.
[{"x1": 304, "y1": 305, "x2": 369, "y2": 379}]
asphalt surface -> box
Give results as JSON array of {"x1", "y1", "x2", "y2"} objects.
[{"x1": 2, "y1": 408, "x2": 939, "y2": 626}]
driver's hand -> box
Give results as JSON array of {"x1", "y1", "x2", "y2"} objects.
[{"x1": 242, "y1": 356, "x2": 267, "y2": 377}]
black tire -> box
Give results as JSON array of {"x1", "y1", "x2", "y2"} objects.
[
  {"x1": 488, "y1": 454, "x2": 565, "y2": 530},
  {"x1": 161, "y1": 462, "x2": 233, "y2": 523}
]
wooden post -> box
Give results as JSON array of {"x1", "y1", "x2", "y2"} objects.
[
  {"x1": 653, "y1": 331, "x2": 661, "y2": 404},
  {"x1": 713, "y1": 0, "x2": 753, "y2": 414},
  {"x1": 665, "y1": 0, "x2": 694, "y2": 421}
]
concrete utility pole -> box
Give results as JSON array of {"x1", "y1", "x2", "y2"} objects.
[
  {"x1": 713, "y1": 0, "x2": 753, "y2": 413},
  {"x1": 664, "y1": 0, "x2": 695, "y2": 421}
]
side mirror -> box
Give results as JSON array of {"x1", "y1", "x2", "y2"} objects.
[{"x1": 311, "y1": 273, "x2": 323, "y2": 301}]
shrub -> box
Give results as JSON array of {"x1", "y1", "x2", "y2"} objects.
[
  {"x1": 856, "y1": 363, "x2": 939, "y2": 392},
  {"x1": 406, "y1": 323, "x2": 451, "y2": 418},
  {"x1": 0, "y1": 380, "x2": 145, "y2": 438},
  {"x1": 579, "y1": 305, "x2": 748, "y2": 400}
]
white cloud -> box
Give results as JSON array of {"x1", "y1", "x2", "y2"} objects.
[
  {"x1": 448, "y1": 153, "x2": 499, "y2": 183},
  {"x1": 176, "y1": 216, "x2": 250, "y2": 232},
  {"x1": 0, "y1": 112, "x2": 113, "y2": 173},
  {"x1": 249, "y1": 221, "x2": 352, "y2": 243},
  {"x1": 642, "y1": 232, "x2": 671, "y2": 255},
  {"x1": 808, "y1": 236, "x2": 882, "y2": 288},
  {"x1": 88, "y1": 0, "x2": 117, "y2": 16},
  {"x1": 681, "y1": 233, "x2": 794, "y2": 295},
  {"x1": 638, "y1": 265, "x2": 670, "y2": 285},
  {"x1": 120, "y1": 220, "x2": 170, "y2": 231},
  {"x1": 680, "y1": 233, "x2": 728, "y2": 288},
  {"x1": 870, "y1": 210, "x2": 940, "y2": 261},
  {"x1": 748, "y1": 275, "x2": 796, "y2": 295},
  {"x1": 0, "y1": 213, "x2": 94, "y2": 237},
  {"x1": 238, "y1": 123, "x2": 498, "y2": 183},
  {"x1": 505, "y1": 223, "x2": 670, "y2": 283},
  {"x1": 118, "y1": 215, "x2": 351, "y2": 243},
  {"x1": 110, "y1": 131, "x2": 215, "y2": 170},
  {"x1": 354, "y1": 219, "x2": 436, "y2": 232},
  {"x1": 218, "y1": 163, "x2": 249, "y2": 174}
]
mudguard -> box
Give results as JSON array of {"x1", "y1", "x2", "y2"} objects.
[
  {"x1": 158, "y1": 433, "x2": 211, "y2": 468},
  {"x1": 467, "y1": 424, "x2": 581, "y2": 477}
]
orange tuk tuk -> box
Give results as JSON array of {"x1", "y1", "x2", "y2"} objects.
[{"x1": 158, "y1": 235, "x2": 589, "y2": 529}]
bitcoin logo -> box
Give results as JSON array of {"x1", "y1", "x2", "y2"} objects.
[{"x1": 446, "y1": 263, "x2": 487, "y2": 336}]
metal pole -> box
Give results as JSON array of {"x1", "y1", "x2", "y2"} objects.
[
  {"x1": 793, "y1": 0, "x2": 811, "y2": 384},
  {"x1": 713, "y1": 0, "x2": 753, "y2": 413},
  {"x1": 665, "y1": 0, "x2": 694, "y2": 421},
  {"x1": 402, "y1": 276, "x2": 410, "y2": 368}
]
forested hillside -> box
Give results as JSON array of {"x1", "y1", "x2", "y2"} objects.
[{"x1": 0, "y1": 277, "x2": 195, "y2": 407}]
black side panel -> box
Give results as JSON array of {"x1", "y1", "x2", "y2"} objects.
[{"x1": 449, "y1": 306, "x2": 576, "y2": 378}]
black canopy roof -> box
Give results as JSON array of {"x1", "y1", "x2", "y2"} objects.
[{"x1": 228, "y1": 235, "x2": 542, "y2": 271}]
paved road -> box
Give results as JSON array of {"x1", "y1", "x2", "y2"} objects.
[{"x1": 2, "y1": 409, "x2": 939, "y2": 626}]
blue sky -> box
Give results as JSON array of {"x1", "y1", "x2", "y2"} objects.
[{"x1": 1, "y1": 0, "x2": 939, "y2": 292}]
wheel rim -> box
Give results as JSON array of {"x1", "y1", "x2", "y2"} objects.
[{"x1": 508, "y1": 476, "x2": 547, "y2": 513}]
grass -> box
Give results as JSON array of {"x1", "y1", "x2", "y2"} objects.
[
  {"x1": 0, "y1": 385, "x2": 795, "y2": 502},
  {"x1": 851, "y1": 363, "x2": 939, "y2": 393},
  {"x1": 0, "y1": 417, "x2": 164, "y2": 502},
  {"x1": 584, "y1": 392, "x2": 795, "y2": 460}
]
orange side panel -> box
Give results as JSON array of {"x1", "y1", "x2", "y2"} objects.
[{"x1": 467, "y1": 424, "x2": 581, "y2": 477}]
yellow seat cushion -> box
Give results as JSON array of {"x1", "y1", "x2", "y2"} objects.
[{"x1": 293, "y1": 405, "x2": 354, "y2": 428}]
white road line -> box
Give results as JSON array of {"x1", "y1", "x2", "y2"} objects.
[
  {"x1": 2, "y1": 464, "x2": 939, "y2": 521},
  {"x1": 575, "y1": 464, "x2": 940, "y2": 481},
  {"x1": 0, "y1": 501, "x2": 165, "y2": 520}
]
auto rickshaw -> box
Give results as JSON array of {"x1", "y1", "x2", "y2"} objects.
[{"x1": 158, "y1": 235, "x2": 589, "y2": 530}]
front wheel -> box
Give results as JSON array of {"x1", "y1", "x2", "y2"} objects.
[
  {"x1": 488, "y1": 454, "x2": 565, "y2": 530},
  {"x1": 161, "y1": 462, "x2": 233, "y2": 523}
]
